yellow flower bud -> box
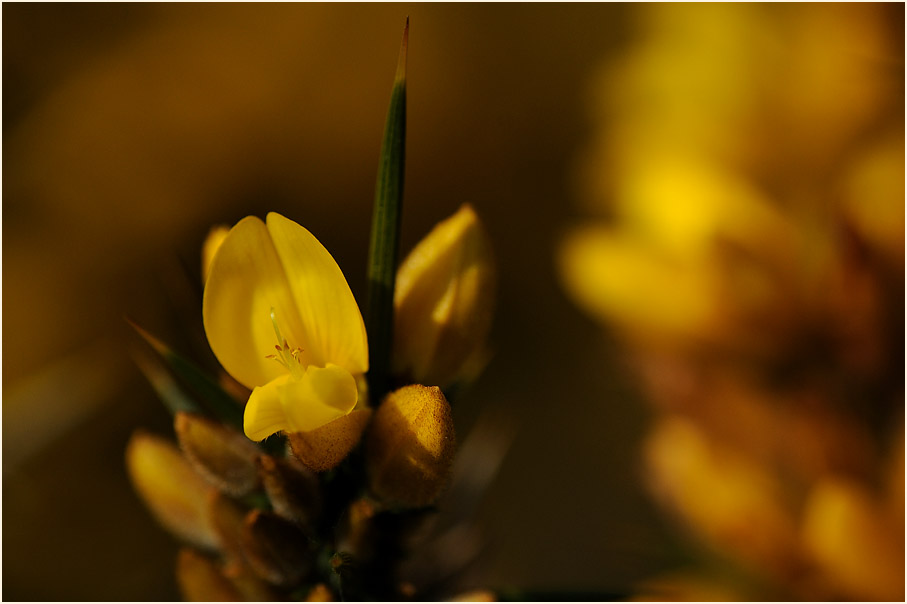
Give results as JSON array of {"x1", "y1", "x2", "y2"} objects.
[
  {"x1": 288, "y1": 409, "x2": 372, "y2": 472},
  {"x1": 393, "y1": 204, "x2": 495, "y2": 388},
  {"x1": 125, "y1": 430, "x2": 219, "y2": 549},
  {"x1": 367, "y1": 385, "x2": 456, "y2": 507},
  {"x1": 201, "y1": 224, "x2": 230, "y2": 284}
]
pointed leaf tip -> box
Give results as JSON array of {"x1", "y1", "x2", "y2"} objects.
[
  {"x1": 126, "y1": 317, "x2": 170, "y2": 357},
  {"x1": 127, "y1": 318, "x2": 244, "y2": 430},
  {"x1": 396, "y1": 17, "x2": 408, "y2": 83}
]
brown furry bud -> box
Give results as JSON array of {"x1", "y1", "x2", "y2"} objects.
[{"x1": 367, "y1": 385, "x2": 456, "y2": 507}]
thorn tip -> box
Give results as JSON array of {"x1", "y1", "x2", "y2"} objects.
[{"x1": 396, "y1": 17, "x2": 408, "y2": 82}]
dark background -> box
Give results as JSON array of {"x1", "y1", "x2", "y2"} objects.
[{"x1": 2, "y1": 4, "x2": 679, "y2": 600}]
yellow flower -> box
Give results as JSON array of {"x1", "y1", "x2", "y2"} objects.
[{"x1": 203, "y1": 212, "x2": 368, "y2": 441}]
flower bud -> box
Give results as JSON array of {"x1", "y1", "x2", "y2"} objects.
[
  {"x1": 175, "y1": 412, "x2": 261, "y2": 497},
  {"x1": 125, "y1": 430, "x2": 219, "y2": 549},
  {"x1": 367, "y1": 385, "x2": 456, "y2": 507},
  {"x1": 241, "y1": 509, "x2": 313, "y2": 586},
  {"x1": 206, "y1": 490, "x2": 247, "y2": 565},
  {"x1": 393, "y1": 204, "x2": 495, "y2": 388},
  {"x1": 257, "y1": 454, "x2": 322, "y2": 531},
  {"x1": 335, "y1": 498, "x2": 377, "y2": 557},
  {"x1": 288, "y1": 409, "x2": 372, "y2": 472}
]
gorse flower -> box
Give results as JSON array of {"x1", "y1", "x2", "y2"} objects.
[
  {"x1": 128, "y1": 21, "x2": 507, "y2": 601},
  {"x1": 203, "y1": 212, "x2": 368, "y2": 441}
]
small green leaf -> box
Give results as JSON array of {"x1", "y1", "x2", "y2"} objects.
[
  {"x1": 128, "y1": 319, "x2": 244, "y2": 430},
  {"x1": 366, "y1": 17, "x2": 408, "y2": 403}
]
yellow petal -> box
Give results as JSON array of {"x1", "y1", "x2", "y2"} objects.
[
  {"x1": 266, "y1": 213, "x2": 368, "y2": 375},
  {"x1": 281, "y1": 364, "x2": 359, "y2": 432},
  {"x1": 203, "y1": 216, "x2": 308, "y2": 390},
  {"x1": 244, "y1": 375, "x2": 292, "y2": 441},
  {"x1": 244, "y1": 365, "x2": 359, "y2": 440}
]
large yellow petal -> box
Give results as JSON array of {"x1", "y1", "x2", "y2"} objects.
[
  {"x1": 203, "y1": 216, "x2": 308, "y2": 389},
  {"x1": 280, "y1": 364, "x2": 359, "y2": 433},
  {"x1": 266, "y1": 213, "x2": 368, "y2": 374}
]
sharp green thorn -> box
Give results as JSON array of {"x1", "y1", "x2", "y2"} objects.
[{"x1": 366, "y1": 19, "x2": 408, "y2": 404}]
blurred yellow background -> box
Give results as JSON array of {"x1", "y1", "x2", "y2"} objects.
[{"x1": 3, "y1": 3, "x2": 903, "y2": 601}]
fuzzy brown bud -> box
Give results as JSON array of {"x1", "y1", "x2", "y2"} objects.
[
  {"x1": 288, "y1": 409, "x2": 372, "y2": 472},
  {"x1": 367, "y1": 385, "x2": 456, "y2": 507},
  {"x1": 257, "y1": 453, "x2": 322, "y2": 531},
  {"x1": 175, "y1": 412, "x2": 261, "y2": 496},
  {"x1": 241, "y1": 509, "x2": 313, "y2": 586},
  {"x1": 206, "y1": 490, "x2": 247, "y2": 565}
]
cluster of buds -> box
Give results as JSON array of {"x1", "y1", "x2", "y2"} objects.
[{"x1": 128, "y1": 204, "x2": 496, "y2": 601}]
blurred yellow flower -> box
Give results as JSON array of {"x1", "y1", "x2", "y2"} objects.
[
  {"x1": 562, "y1": 3, "x2": 904, "y2": 600},
  {"x1": 203, "y1": 212, "x2": 368, "y2": 441},
  {"x1": 126, "y1": 431, "x2": 220, "y2": 550}
]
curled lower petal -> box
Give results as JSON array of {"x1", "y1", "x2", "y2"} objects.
[
  {"x1": 244, "y1": 366, "x2": 360, "y2": 441},
  {"x1": 281, "y1": 364, "x2": 359, "y2": 433},
  {"x1": 244, "y1": 376, "x2": 292, "y2": 441}
]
